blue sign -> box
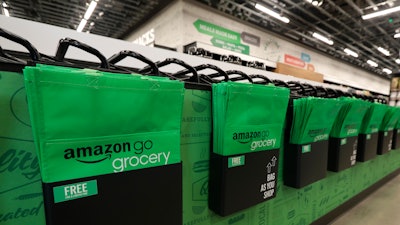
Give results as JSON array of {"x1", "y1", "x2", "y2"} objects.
[{"x1": 301, "y1": 53, "x2": 311, "y2": 63}]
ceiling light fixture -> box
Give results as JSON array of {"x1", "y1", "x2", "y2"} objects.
[
  {"x1": 394, "y1": 33, "x2": 400, "y2": 38},
  {"x1": 377, "y1": 46, "x2": 390, "y2": 56},
  {"x1": 84, "y1": 0, "x2": 97, "y2": 20},
  {"x1": 312, "y1": 32, "x2": 334, "y2": 45},
  {"x1": 362, "y1": 5, "x2": 400, "y2": 20},
  {"x1": 76, "y1": 19, "x2": 88, "y2": 32},
  {"x1": 367, "y1": 60, "x2": 378, "y2": 67},
  {"x1": 344, "y1": 48, "x2": 358, "y2": 57},
  {"x1": 305, "y1": 0, "x2": 323, "y2": 7},
  {"x1": 2, "y1": 2, "x2": 9, "y2": 17},
  {"x1": 255, "y1": 3, "x2": 290, "y2": 23},
  {"x1": 395, "y1": 59, "x2": 400, "y2": 64},
  {"x1": 383, "y1": 68, "x2": 392, "y2": 74},
  {"x1": 76, "y1": 0, "x2": 98, "y2": 32}
]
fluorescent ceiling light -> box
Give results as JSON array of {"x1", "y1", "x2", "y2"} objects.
[
  {"x1": 383, "y1": 68, "x2": 392, "y2": 74},
  {"x1": 362, "y1": 5, "x2": 400, "y2": 20},
  {"x1": 2, "y1": 2, "x2": 9, "y2": 17},
  {"x1": 76, "y1": 0, "x2": 97, "y2": 32},
  {"x1": 312, "y1": 32, "x2": 334, "y2": 45},
  {"x1": 395, "y1": 59, "x2": 400, "y2": 64},
  {"x1": 377, "y1": 46, "x2": 390, "y2": 56},
  {"x1": 305, "y1": 0, "x2": 323, "y2": 7},
  {"x1": 344, "y1": 48, "x2": 358, "y2": 57},
  {"x1": 77, "y1": 19, "x2": 87, "y2": 32},
  {"x1": 255, "y1": 3, "x2": 290, "y2": 23},
  {"x1": 394, "y1": 33, "x2": 400, "y2": 38},
  {"x1": 3, "y1": 8, "x2": 9, "y2": 17},
  {"x1": 84, "y1": 0, "x2": 97, "y2": 20},
  {"x1": 367, "y1": 60, "x2": 378, "y2": 67}
]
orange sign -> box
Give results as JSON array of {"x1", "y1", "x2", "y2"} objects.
[{"x1": 307, "y1": 64, "x2": 315, "y2": 71}]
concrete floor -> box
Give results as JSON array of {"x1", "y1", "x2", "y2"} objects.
[{"x1": 329, "y1": 174, "x2": 400, "y2": 225}]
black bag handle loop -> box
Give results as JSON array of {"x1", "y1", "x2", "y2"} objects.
[
  {"x1": 272, "y1": 79, "x2": 289, "y2": 88},
  {"x1": 299, "y1": 83, "x2": 318, "y2": 96},
  {"x1": 314, "y1": 86, "x2": 329, "y2": 97},
  {"x1": 0, "y1": 45, "x2": 26, "y2": 63},
  {"x1": 0, "y1": 28, "x2": 41, "y2": 61},
  {"x1": 287, "y1": 81, "x2": 306, "y2": 96},
  {"x1": 55, "y1": 38, "x2": 109, "y2": 69},
  {"x1": 325, "y1": 88, "x2": 339, "y2": 98},
  {"x1": 225, "y1": 70, "x2": 253, "y2": 83},
  {"x1": 193, "y1": 64, "x2": 229, "y2": 84},
  {"x1": 108, "y1": 50, "x2": 159, "y2": 75},
  {"x1": 148, "y1": 58, "x2": 199, "y2": 83},
  {"x1": 249, "y1": 74, "x2": 272, "y2": 85}
]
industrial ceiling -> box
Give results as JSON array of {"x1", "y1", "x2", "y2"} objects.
[{"x1": 3, "y1": 0, "x2": 400, "y2": 78}]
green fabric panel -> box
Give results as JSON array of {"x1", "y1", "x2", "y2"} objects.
[
  {"x1": 23, "y1": 64, "x2": 184, "y2": 183},
  {"x1": 211, "y1": 82, "x2": 290, "y2": 156},
  {"x1": 330, "y1": 98, "x2": 370, "y2": 138},
  {"x1": 359, "y1": 103, "x2": 388, "y2": 134},
  {"x1": 290, "y1": 98, "x2": 344, "y2": 144},
  {"x1": 380, "y1": 106, "x2": 400, "y2": 131}
]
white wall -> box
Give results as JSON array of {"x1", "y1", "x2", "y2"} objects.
[
  {"x1": 125, "y1": 0, "x2": 185, "y2": 51},
  {"x1": 124, "y1": 0, "x2": 390, "y2": 95}
]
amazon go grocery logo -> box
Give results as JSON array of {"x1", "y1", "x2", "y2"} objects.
[
  {"x1": 63, "y1": 140, "x2": 171, "y2": 173},
  {"x1": 232, "y1": 130, "x2": 277, "y2": 151}
]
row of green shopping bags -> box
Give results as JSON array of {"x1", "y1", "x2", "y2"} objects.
[{"x1": 0, "y1": 28, "x2": 398, "y2": 225}]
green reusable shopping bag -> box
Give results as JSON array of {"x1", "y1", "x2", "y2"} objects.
[
  {"x1": 380, "y1": 106, "x2": 400, "y2": 132},
  {"x1": 0, "y1": 64, "x2": 45, "y2": 225},
  {"x1": 290, "y1": 97, "x2": 344, "y2": 145},
  {"x1": 23, "y1": 64, "x2": 184, "y2": 183},
  {"x1": 24, "y1": 62, "x2": 185, "y2": 225},
  {"x1": 330, "y1": 98, "x2": 370, "y2": 138},
  {"x1": 359, "y1": 102, "x2": 388, "y2": 134},
  {"x1": 209, "y1": 81, "x2": 290, "y2": 216},
  {"x1": 212, "y1": 82, "x2": 290, "y2": 156}
]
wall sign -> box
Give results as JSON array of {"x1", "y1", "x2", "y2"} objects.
[
  {"x1": 193, "y1": 19, "x2": 250, "y2": 55},
  {"x1": 284, "y1": 54, "x2": 305, "y2": 68}
]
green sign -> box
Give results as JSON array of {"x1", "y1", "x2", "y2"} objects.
[
  {"x1": 211, "y1": 37, "x2": 250, "y2": 55},
  {"x1": 302, "y1": 145, "x2": 311, "y2": 153},
  {"x1": 194, "y1": 19, "x2": 241, "y2": 44},
  {"x1": 193, "y1": 19, "x2": 250, "y2": 55},
  {"x1": 53, "y1": 180, "x2": 98, "y2": 203},
  {"x1": 228, "y1": 155, "x2": 245, "y2": 168}
]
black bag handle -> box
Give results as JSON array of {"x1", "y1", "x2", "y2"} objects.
[
  {"x1": 249, "y1": 74, "x2": 272, "y2": 84},
  {"x1": 0, "y1": 45, "x2": 26, "y2": 63},
  {"x1": 195, "y1": 64, "x2": 229, "y2": 84},
  {"x1": 299, "y1": 83, "x2": 318, "y2": 96},
  {"x1": 314, "y1": 86, "x2": 329, "y2": 97},
  {"x1": 272, "y1": 79, "x2": 289, "y2": 88},
  {"x1": 287, "y1": 81, "x2": 306, "y2": 95},
  {"x1": 226, "y1": 70, "x2": 253, "y2": 83},
  {"x1": 325, "y1": 88, "x2": 339, "y2": 98},
  {"x1": 0, "y1": 28, "x2": 41, "y2": 61},
  {"x1": 173, "y1": 63, "x2": 228, "y2": 84},
  {"x1": 147, "y1": 58, "x2": 199, "y2": 83},
  {"x1": 55, "y1": 38, "x2": 109, "y2": 69},
  {"x1": 108, "y1": 50, "x2": 159, "y2": 75}
]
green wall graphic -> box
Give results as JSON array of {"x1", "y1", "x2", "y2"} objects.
[{"x1": 193, "y1": 19, "x2": 250, "y2": 55}]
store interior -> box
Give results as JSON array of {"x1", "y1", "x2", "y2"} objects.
[{"x1": 1, "y1": 1, "x2": 400, "y2": 225}]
